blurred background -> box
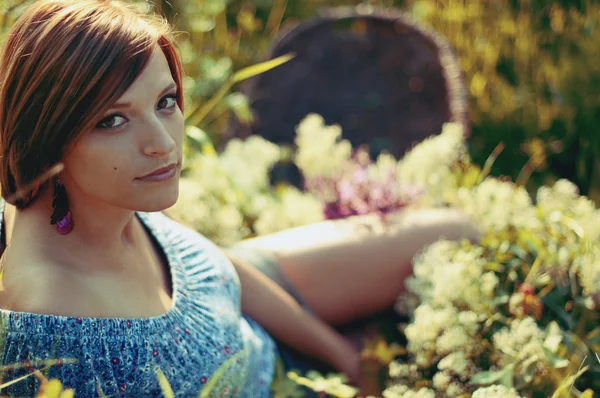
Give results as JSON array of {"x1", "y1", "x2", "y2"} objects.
[{"x1": 2, "y1": 0, "x2": 600, "y2": 202}]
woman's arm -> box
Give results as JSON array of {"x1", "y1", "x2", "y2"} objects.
[
  {"x1": 224, "y1": 251, "x2": 361, "y2": 382},
  {"x1": 235, "y1": 207, "x2": 481, "y2": 325}
]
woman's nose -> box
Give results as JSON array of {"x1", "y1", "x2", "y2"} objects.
[{"x1": 142, "y1": 117, "x2": 177, "y2": 156}]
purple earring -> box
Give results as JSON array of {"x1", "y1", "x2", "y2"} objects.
[{"x1": 50, "y1": 177, "x2": 73, "y2": 235}]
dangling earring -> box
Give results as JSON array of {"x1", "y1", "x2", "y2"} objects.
[{"x1": 50, "y1": 177, "x2": 73, "y2": 235}]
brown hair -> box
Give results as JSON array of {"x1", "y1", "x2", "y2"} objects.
[{"x1": 0, "y1": 0, "x2": 184, "y2": 208}]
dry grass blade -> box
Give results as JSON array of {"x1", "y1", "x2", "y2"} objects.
[
  {"x1": 551, "y1": 356, "x2": 589, "y2": 398},
  {"x1": 232, "y1": 53, "x2": 295, "y2": 83},
  {"x1": 0, "y1": 358, "x2": 76, "y2": 373},
  {"x1": 154, "y1": 367, "x2": 174, "y2": 398},
  {"x1": 186, "y1": 54, "x2": 294, "y2": 127},
  {"x1": 266, "y1": 0, "x2": 287, "y2": 37},
  {"x1": 479, "y1": 142, "x2": 504, "y2": 183},
  {"x1": 0, "y1": 366, "x2": 50, "y2": 391}
]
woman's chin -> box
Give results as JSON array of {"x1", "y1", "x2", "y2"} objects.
[{"x1": 135, "y1": 187, "x2": 179, "y2": 213}]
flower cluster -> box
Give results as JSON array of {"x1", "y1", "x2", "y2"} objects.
[
  {"x1": 169, "y1": 116, "x2": 599, "y2": 397},
  {"x1": 395, "y1": 122, "x2": 467, "y2": 206},
  {"x1": 171, "y1": 114, "x2": 423, "y2": 245},
  {"x1": 169, "y1": 130, "x2": 324, "y2": 246},
  {"x1": 295, "y1": 114, "x2": 416, "y2": 219},
  {"x1": 381, "y1": 133, "x2": 600, "y2": 396}
]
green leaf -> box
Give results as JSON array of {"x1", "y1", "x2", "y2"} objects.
[
  {"x1": 232, "y1": 53, "x2": 295, "y2": 83},
  {"x1": 541, "y1": 346, "x2": 570, "y2": 369},
  {"x1": 509, "y1": 244, "x2": 529, "y2": 260},
  {"x1": 499, "y1": 366, "x2": 514, "y2": 388},
  {"x1": 470, "y1": 366, "x2": 513, "y2": 386},
  {"x1": 185, "y1": 125, "x2": 211, "y2": 145},
  {"x1": 484, "y1": 261, "x2": 505, "y2": 272},
  {"x1": 521, "y1": 356, "x2": 538, "y2": 383},
  {"x1": 185, "y1": 126, "x2": 216, "y2": 156}
]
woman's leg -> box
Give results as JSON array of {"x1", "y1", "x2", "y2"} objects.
[{"x1": 237, "y1": 207, "x2": 480, "y2": 325}]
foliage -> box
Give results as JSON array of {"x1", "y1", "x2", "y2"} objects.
[
  {"x1": 371, "y1": 123, "x2": 600, "y2": 397},
  {"x1": 5, "y1": 0, "x2": 600, "y2": 199},
  {"x1": 170, "y1": 114, "x2": 421, "y2": 245},
  {"x1": 172, "y1": 116, "x2": 600, "y2": 396},
  {"x1": 2, "y1": 116, "x2": 599, "y2": 397},
  {"x1": 404, "y1": 0, "x2": 600, "y2": 199}
]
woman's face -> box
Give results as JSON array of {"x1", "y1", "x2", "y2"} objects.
[{"x1": 62, "y1": 45, "x2": 184, "y2": 213}]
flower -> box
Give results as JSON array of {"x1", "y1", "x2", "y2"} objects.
[
  {"x1": 471, "y1": 385, "x2": 524, "y2": 398},
  {"x1": 454, "y1": 178, "x2": 539, "y2": 233},
  {"x1": 382, "y1": 385, "x2": 436, "y2": 398},
  {"x1": 437, "y1": 351, "x2": 471, "y2": 377},
  {"x1": 253, "y1": 186, "x2": 324, "y2": 236},
  {"x1": 396, "y1": 122, "x2": 466, "y2": 205},
  {"x1": 492, "y1": 317, "x2": 546, "y2": 367},
  {"x1": 405, "y1": 241, "x2": 495, "y2": 314},
  {"x1": 294, "y1": 113, "x2": 352, "y2": 181},
  {"x1": 169, "y1": 155, "x2": 248, "y2": 246}
]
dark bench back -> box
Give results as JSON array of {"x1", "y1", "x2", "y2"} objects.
[{"x1": 225, "y1": 6, "x2": 469, "y2": 159}]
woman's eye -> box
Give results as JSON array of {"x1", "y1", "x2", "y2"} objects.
[
  {"x1": 158, "y1": 94, "x2": 178, "y2": 110},
  {"x1": 96, "y1": 115, "x2": 127, "y2": 129}
]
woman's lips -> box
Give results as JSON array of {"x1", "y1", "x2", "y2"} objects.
[{"x1": 136, "y1": 163, "x2": 178, "y2": 182}]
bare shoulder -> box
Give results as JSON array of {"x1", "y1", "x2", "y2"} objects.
[{"x1": 0, "y1": 260, "x2": 104, "y2": 317}]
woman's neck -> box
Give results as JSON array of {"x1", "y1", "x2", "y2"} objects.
[{"x1": 3, "y1": 186, "x2": 143, "y2": 273}]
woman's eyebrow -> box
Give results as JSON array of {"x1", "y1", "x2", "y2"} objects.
[{"x1": 110, "y1": 82, "x2": 178, "y2": 110}]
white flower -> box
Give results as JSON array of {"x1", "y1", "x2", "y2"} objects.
[
  {"x1": 407, "y1": 241, "x2": 495, "y2": 314},
  {"x1": 169, "y1": 156, "x2": 248, "y2": 246},
  {"x1": 404, "y1": 305, "x2": 457, "y2": 365},
  {"x1": 438, "y1": 352, "x2": 470, "y2": 377},
  {"x1": 389, "y1": 362, "x2": 419, "y2": 379},
  {"x1": 294, "y1": 114, "x2": 353, "y2": 180},
  {"x1": 219, "y1": 136, "x2": 281, "y2": 197},
  {"x1": 436, "y1": 325, "x2": 472, "y2": 355},
  {"x1": 572, "y1": 244, "x2": 600, "y2": 299},
  {"x1": 432, "y1": 371, "x2": 451, "y2": 390},
  {"x1": 481, "y1": 272, "x2": 500, "y2": 296},
  {"x1": 536, "y1": 179, "x2": 600, "y2": 241},
  {"x1": 492, "y1": 317, "x2": 545, "y2": 366},
  {"x1": 382, "y1": 385, "x2": 436, "y2": 398},
  {"x1": 253, "y1": 187, "x2": 324, "y2": 235},
  {"x1": 454, "y1": 178, "x2": 539, "y2": 233},
  {"x1": 472, "y1": 385, "x2": 524, "y2": 398},
  {"x1": 446, "y1": 383, "x2": 464, "y2": 397},
  {"x1": 397, "y1": 122, "x2": 466, "y2": 205}
]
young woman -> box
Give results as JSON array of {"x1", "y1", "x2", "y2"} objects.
[{"x1": 0, "y1": 1, "x2": 479, "y2": 396}]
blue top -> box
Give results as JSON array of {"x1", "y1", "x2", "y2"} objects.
[{"x1": 0, "y1": 200, "x2": 277, "y2": 397}]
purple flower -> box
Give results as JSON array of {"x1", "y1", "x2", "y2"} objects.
[{"x1": 304, "y1": 146, "x2": 418, "y2": 220}]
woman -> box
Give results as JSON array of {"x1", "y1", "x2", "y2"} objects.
[{"x1": 0, "y1": 1, "x2": 479, "y2": 396}]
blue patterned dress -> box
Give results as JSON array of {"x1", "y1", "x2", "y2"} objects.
[{"x1": 0, "y1": 200, "x2": 278, "y2": 397}]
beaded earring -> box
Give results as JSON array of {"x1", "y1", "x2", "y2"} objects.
[{"x1": 50, "y1": 177, "x2": 73, "y2": 235}]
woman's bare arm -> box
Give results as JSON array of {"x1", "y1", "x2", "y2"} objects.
[
  {"x1": 225, "y1": 251, "x2": 361, "y2": 382},
  {"x1": 236, "y1": 207, "x2": 481, "y2": 325}
]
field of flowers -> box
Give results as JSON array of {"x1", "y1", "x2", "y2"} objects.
[
  {"x1": 9, "y1": 115, "x2": 598, "y2": 397},
  {"x1": 1, "y1": 0, "x2": 599, "y2": 397},
  {"x1": 165, "y1": 115, "x2": 600, "y2": 397}
]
